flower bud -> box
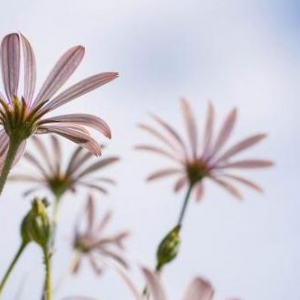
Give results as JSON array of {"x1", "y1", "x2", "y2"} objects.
[
  {"x1": 21, "y1": 198, "x2": 51, "y2": 248},
  {"x1": 156, "y1": 225, "x2": 181, "y2": 270}
]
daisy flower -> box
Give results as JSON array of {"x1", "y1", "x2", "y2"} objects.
[
  {"x1": 71, "y1": 194, "x2": 129, "y2": 276},
  {"x1": 10, "y1": 135, "x2": 119, "y2": 200},
  {"x1": 137, "y1": 99, "x2": 273, "y2": 204},
  {"x1": 0, "y1": 32, "x2": 117, "y2": 194}
]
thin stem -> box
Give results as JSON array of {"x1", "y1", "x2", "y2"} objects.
[
  {"x1": 0, "y1": 243, "x2": 27, "y2": 296},
  {"x1": 43, "y1": 247, "x2": 52, "y2": 300},
  {"x1": 176, "y1": 184, "x2": 194, "y2": 226},
  {"x1": 0, "y1": 138, "x2": 22, "y2": 195}
]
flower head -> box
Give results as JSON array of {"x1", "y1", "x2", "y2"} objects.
[
  {"x1": 136, "y1": 99, "x2": 273, "y2": 201},
  {"x1": 10, "y1": 135, "x2": 119, "y2": 199},
  {"x1": 142, "y1": 267, "x2": 239, "y2": 300},
  {"x1": 0, "y1": 32, "x2": 118, "y2": 169},
  {"x1": 72, "y1": 194, "x2": 129, "y2": 275}
]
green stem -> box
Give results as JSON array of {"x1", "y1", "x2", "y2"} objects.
[
  {"x1": 0, "y1": 243, "x2": 27, "y2": 296},
  {"x1": 43, "y1": 247, "x2": 52, "y2": 300},
  {"x1": 177, "y1": 184, "x2": 194, "y2": 226},
  {"x1": 0, "y1": 138, "x2": 22, "y2": 195}
]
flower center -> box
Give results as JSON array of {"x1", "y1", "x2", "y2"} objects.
[
  {"x1": 74, "y1": 235, "x2": 94, "y2": 253},
  {"x1": 47, "y1": 173, "x2": 73, "y2": 199},
  {"x1": 186, "y1": 160, "x2": 210, "y2": 185}
]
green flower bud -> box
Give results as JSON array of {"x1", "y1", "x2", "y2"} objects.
[
  {"x1": 21, "y1": 198, "x2": 51, "y2": 248},
  {"x1": 156, "y1": 225, "x2": 181, "y2": 270}
]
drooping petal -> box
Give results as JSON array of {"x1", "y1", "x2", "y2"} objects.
[
  {"x1": 40, "y1": 113, "x2": 111, "y2": 138},
  {"x1": 20, "y1": 33, "x2": 36, "y2": 105},
  {"x1": 174, "y1": 176, "x2": 187, "y2": 192},
  {"x1": 40, "y1": 72, "x2": 118, "y2": 113},
  {"x1": 181, "y1": 98, "x2": 198, "y2": 159},
  {"x1": 202, "y1": 102, "x2": 215, "y2": 161},
  {"x1": 1, "y1": 33, "x2": 20, "y2": 101},
  {"x1": 182, "y1": 277, "x2": 214, "y2": 300},
  {"x1": 194, "y1": 182, "x2": 204, "y2": 202},
  {"x1": 209, "y1": 108, "x2": 237, "y2": 160},
  {"x1": 33, "y1": 46, "x2": 85, "y2": 107},
  {"x1": 219, "y1": 159, "x2": 274, "y2": 169},
  {"x1": 215, "y1": 134, "x2": 267, "y2": 163},
  {"x1": 37, "y1": 125, "x2": 102, "y2": 155},
  {"x1": 147, "y1": 168, "x2": 182, "y2": 181},
  {"x1": 209, "y1": 176, "x2": 243, "y2": 200},
  {"x1": 221, "y1": 173, "x2": 263, "y2": 192},
  {"x1": 142, "y1": 267, "x2": 168, "y2": 300}
]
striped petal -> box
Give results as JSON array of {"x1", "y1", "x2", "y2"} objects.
[
  {"x1": 181, "y1": 98, "x2": 198, "y2": 159},
  {"x1": 20, "y1": 33, "x2": 36, "y2": 105},
  {"x1": 182, "y1": 277, "x2": 214, "y2": 300},
  {"x1": 1, "y1": 33, "x2": 20, "y2": 101},
  {"x1": 40, "y1": 113, "x2": 111, "y2": 138},
  {"x1": 41, "y1": 72, "x2": 118, "y2": 113},
  {"x1": 33, "y1": 46, "x2": 84, "y2": 107}
]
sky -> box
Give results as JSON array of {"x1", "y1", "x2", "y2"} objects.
[{"x1": 0, "y1": 0, "x2": 299, "y2": 299}]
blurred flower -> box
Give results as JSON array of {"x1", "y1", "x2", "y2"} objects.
[
  {"x1": 0, "y1": 32, "x2": 118, "y2": 171},
  {"x1": 142, "y1": 267, "x2": 239, "y2": 300},
  {"x1": 72, "y1": 194, "x2": 129, "y2": 275},
  {"x1": 10, "y1": 135, "x2": 119, "y2": 199},
  {"x1": 136, "y1": 99, "x2": 273, "y2": 201}
]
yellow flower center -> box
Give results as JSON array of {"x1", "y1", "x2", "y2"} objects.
[{"x1": 186, "y1": 160, "x2": 210, "y2": 185}]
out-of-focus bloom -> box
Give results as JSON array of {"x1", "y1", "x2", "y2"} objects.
[
  {"x1": 10, "y1": 135, "x2": 119, "y2": 199},
  {"x1": 72, "y1": 194, "x2": 129, "y2": 275},
  {"x1": 136, "y1": 99, "x2": 273, "y2": 201},
  {"x1": 142, "y1": 267, "x2": 240, "y2": 300},
  {"x1": 0, "y1": 32, "x2": 118, "y2": 169}
]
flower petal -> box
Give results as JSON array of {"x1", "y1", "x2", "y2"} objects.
[
  {"x1": 219, "y1": 159, "x2": 274, "y2": 169},
  {"x1": 209, "y1": 176, "x2": 243, "y2": 200},
  {"x1": 221, "y1": 173, "x2": 264, "y2": 192},
  {"x1": 20, "y1": 33, "x2": 36, "y2": 105},
  {"x1": 86, "y1": 194, "x2": 95, "y2": 232},
  {"x1": 174, "y1": 176, "x2": 187, "y2": 192},
  {"x1": 33, "y1": 46, "x2": 85, "y2": 107},
  {"x1": 183, "y1": 277, "x2": 214, "y2": 300},
  {"x1": 1, "y1": 33, "x2": 20, "y2": 101},
  {"x1": 202, "y1": 102, "x2": 215, "y2": 160},
  {"x1": 40, "y1": 113, "x2": 111, "y2": 139},
  {"x1": 142, "y1": 267, "x2": 168, "y2": 300},
  {"x1": 194, "y1": 183, "x2": 204, "y2": 202},
  {"x1": 75, "y1": 157, "x2": 119, "y2": 179},
  {"x1": 181, "y1": 98, "x2": 198, "y2": 159},
  {"x1": 135, "y1": 145, "x2": 181, "y2": 163},
  {"x1": 41, "y1": 72, "x2": 118, "y2": 113},
  {"x1": 37, "y1": 125, "x2": 102, "y2": 155},
  {"x1": 215, "y1": 134, "x2": 267, "y2": 163},
  {"x1": 147, "y1": 168, "x2": 182, "y2": 181},
  {"x1": 209, "y1": 108, "x2": 237, "y2": 160}
]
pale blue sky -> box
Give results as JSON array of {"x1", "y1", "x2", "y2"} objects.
[{"x1": 0, "y1": 1, "x2": 299, "y2": 299}]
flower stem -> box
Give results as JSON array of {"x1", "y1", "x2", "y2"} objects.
[
  {"x1": 0, "y1": 138, "x2": 22, "y2": 195},
  {"x1": 0, "y1": 242, "x2": 27, "y2": 296},
  {"x1": 177, "y1": 184, "x2": 194, "y2": 227},
  {"x1": 43, "y1": 247, "x2": 52, "y2": 300}
]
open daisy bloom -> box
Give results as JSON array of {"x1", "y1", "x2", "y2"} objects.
[
  {"x1": 142, "y1": 267, "x2": 240, "y2": 300},
  {"x1": 0, "y1": 32, "x2": 117, "y2": 194},
  {"x1": 71, "y1": 194, "x2": 129, "y2": 276},
  {"x1": 10, "y1": 135, "x2": 120, "y2": 200},
  {"x1": 136, "y1": 99, "x2": 273, "y2": 202}
]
